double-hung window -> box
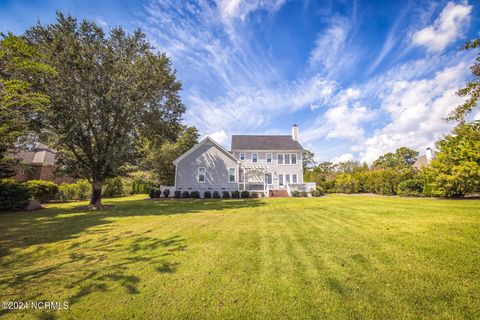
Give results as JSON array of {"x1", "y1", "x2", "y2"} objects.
[
  {"x1": 292, "y1": 174, "x2": 298, "y2": 183},
  {"x1": 197, "y1": 167, "x2": 206, "y2": 183},
  {"x1": 279, "y1": 174, "x2": 284, "y2": 186},
  {"x1": 239, "y1": 153, "x2": 245, "y2": 161},
  {"x1": 228, "y1": 168, "x2": 236, "y2": 183},
  {"x1": 285, "y1": 174, "x2": 291, "y2": 184},
  {"x1": 265, "y1": 173, "x2": 272, "y2": 185},
  {"x1": 285, "y1": 154, "x2": 291, "y2": 164},
  {"x1": 252, "y1": 153, "x2": 258, "y2": 163},
  {"x1": 266, "y1": 153, "x2": 272, "y2": 163},
  {"x1": 291, "y1": 154, "x2": 297, "y2": 164},
  {"x1": 278, "y1": 154, "x2": 284, "y2": 164}
]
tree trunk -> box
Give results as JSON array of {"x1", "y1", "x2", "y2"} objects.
[{"x1": 90, "y1": 180, "x2": 104, "y2": 208}]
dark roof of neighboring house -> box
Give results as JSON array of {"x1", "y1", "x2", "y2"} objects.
[
  {"x1": 11, "y1": 143, "x2": 56, "y2": 166},
  {"x1": 231, "y1": 135, "x2": 303, "y2": 151}
]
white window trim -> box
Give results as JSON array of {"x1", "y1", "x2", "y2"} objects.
[
  {"x1": 239, "y1": 153, "x2": 245, "y2": 161},
  {"x1": 291, "y1": 153, "x2": 297, "y2": 165},
  {"x1": 228, "y1": 167, "x2": 236, "y2": 183},
  {"x1": 252, "y1": 153, "x2": 258, "y2": 164},
  {"x1": 265, "y1": 173, "x2": 273, "y2": 185},
  {"x1": 197, "y1": 167, "x2": 206, "y2": 183},
  {"x1": 266, "y1": 153, "x2": 272, "y2": 163},
  {"x1": 292, "y1": 173, "x2": 298, "y2": 183},
  {"x1": 277, "y1": 153, "x2": 299, "y2": 165},
  {"x1": 278, "y1": 153, "x2": 284, "y2": 165}
]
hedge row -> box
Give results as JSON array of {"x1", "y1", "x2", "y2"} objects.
[{"x1": 164, "y1": 190, "x2": 261, "y2": 199}]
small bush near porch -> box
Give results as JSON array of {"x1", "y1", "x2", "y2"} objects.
[{"x1": 0, "y1": 195, "x2": 478, "y2": 319}]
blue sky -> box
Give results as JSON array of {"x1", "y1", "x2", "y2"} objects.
[{"x1": 1, "y1": 0, "x2": 479, "y2": 163}]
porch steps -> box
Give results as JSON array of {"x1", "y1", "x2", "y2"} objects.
[{"x1": 269, "y1": 189, "x2": 289, "y2": 197}]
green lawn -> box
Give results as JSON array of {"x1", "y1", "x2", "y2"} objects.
[{"x1": 0, "y1": 195, "x2": 479, "y2": 319}]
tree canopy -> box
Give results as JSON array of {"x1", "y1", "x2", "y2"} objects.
[
  {"x1": 142, "y1": 126, "x2": 199, "y2": 186},
  {"x1": 373, "y1": 147, "x2": 418, "y2": 169},
  {"x1": 424, "y1": 121, "x2": 480, "y2": 197},
  {"x1": 25, "y1": 13, "x2": 185, "y2": 207},
  {"x1": 0, "y1": 34, "x2": 54, "y2": 177},
  {"x1": 448, "y1": 38, "x2": 480, "y2": 122}
]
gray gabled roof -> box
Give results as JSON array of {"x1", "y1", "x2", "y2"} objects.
[
  {"x1": 231, "y1": 135, "x2": 303, "y2": 151},
  {"x1": 173, "y1": 136, "x2": 240, "y2": 165}
]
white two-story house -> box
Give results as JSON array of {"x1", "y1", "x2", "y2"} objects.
[{"x1": 173, "y1": 125, "x2": 315, "y2": 197}]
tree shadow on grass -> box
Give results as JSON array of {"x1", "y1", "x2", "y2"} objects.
[
  {"x1": 0, "y1": 198, "x2": 263, "y2": 258},
  {"x1": 0, "y1": 233, "x2": 187, "y2": 318}
]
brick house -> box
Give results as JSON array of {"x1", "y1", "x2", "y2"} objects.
[{"x1": 11, "y1": 143, "x2": 75, "y2": 184}]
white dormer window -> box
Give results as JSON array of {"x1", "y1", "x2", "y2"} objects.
[
  {"x1": 252, "y1": 153, "x2": 258, "y2": 163},
  {"x1": 278, "y1": 154, "x2": 284, "y2": 164},
  {"x1": 239, "y1": 153, "x2": 245, "y2": 161},
  {"x1": 266, "y1": 153, "x2": 272, "y2": 163},
  {"x1": 285, "y1": 154, "x2": 291, "y2": 165},
  {"x1": 197, "y1": 167, "x2": 206, "y2": 183}
]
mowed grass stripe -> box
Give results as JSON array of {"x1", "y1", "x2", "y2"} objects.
[{"x1": 0, "y1": 195, "x2": 479, "y2": 319}]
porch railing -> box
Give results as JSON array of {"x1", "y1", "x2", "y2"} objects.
[{"x1": 287, "y1": 182, "x2": 316, "y2": 192}]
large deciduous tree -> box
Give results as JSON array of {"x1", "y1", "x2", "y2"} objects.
[
  {"x1": 373, "y1": 147, "x2": 419, "y2": 169},
  {"x1": 26, "y1": 13, "x2": 185, "y2": 207},
  {"x1": 142, "y1": 126, "x2": 198, "y2": 186},
  {"x1": 424, "y1": 121, "x2": 480, "y2": 197},
  {"x1": 0, "y1": 35, "x2": 54, "y2": 177},
  {"x1": 448, "y1": 38, "x2": 480, "y2": 122}
]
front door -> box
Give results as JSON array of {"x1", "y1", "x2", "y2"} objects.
[{"x1": 279, "y1": 174, "x2": 284, "y2": 188}]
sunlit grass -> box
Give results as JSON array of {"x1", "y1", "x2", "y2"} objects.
[{"x1": 0, "y1": 194, "x2": 479, "y2": 319}]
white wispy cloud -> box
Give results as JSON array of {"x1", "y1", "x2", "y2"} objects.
[
  {"x1": 187, "y1": 75, "x2": 337, "y2": 134},
  {"x1": 216, "y1": 0, "x2": 286, "y2": 21},
  {"x1": 357, "y1": 61, "x2": 470, "y2": 163},
  {"x1": 308, "y1": 17, "x2": 351, "y2": 71},
  {"x1": 412, "y1": 1, "x2": 472, "y2": 52}
]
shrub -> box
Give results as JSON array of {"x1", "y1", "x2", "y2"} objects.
[
  {"x1": 397, "y1": 179, "x2": 423, "y2": 197},
  {"x1": 24, "y1": 180, "x2": 59, "y2": 203},
  {"x1": 203, "y1": 191, "x2": 212, "y2": 198},
  {"x1": 319, "y1": 180, "x2": 336, "y2": 193},
  {"x1": 163, "y1": 189, "x2": 170, "y2": 198},
  {"x1": 300, "y1": 191, "x2": 308, "y2": 197},
  {"x1": 58, "y1": 183, "x2": 78, "y2": 201},
  {"x1": 335, "y1": 174, "x2": 360, "y2": 194},
  {"x1": 174, "y1": 191, "x2": 181, "y2": 198},
  {"x1": 222, "y1": 191, "x2": 230, "y2": 198},
  {"x1": 252, "y1": 192, "x2": 259, "y2": 198},
  {"x1": 190, "y1": 191, "x2": 200, "y2": 198},
  {"x1": 131, "y1": 179, "x2": 151, "y2": 194},
  {"x1": 240, "y1": 190, "x2": 250, "y2": 198},
  {"x1": 102, "y1": 177, "x2": 124, "y2": 198},
  {"x1": 148, "y1": 188, "x2": 161, "y2": 198},
  {"x1": 0, "y1": 180, "x2": 30, "y2": 211},
  {"x1": 292, "y1": 190, "x2": 300, "y2": 197},
  {"x1": 148, "y1": 188, "x2": 155, "y2": 199},
  {"x1": 231, "y1": 190, "x2": 240, "y2": 198},
  {"x1": 312, "y1": 186, "x2": 325, "y2": 197},
  {"x1": 76, "y1": 179, "x2": 91, "y2": 200},
  {"x1": 213, "y1": 191, "x2": 221, "y2": 198},
  {"x1": 181, "y1": 191, "x2": 190, "y2": 198}
]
